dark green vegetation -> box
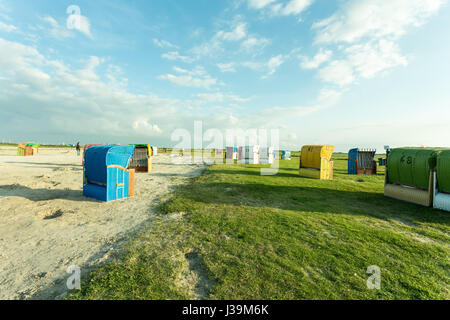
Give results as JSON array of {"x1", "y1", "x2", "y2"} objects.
[
  {"x1": 0, "y1": 143, "x2": 20, "y2": 147},
  {"x1": 70, "y1": 153, "x2": 449, "y2": 300}
]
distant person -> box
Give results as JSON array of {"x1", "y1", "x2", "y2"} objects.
[{"x1": 76, "y1": 142, "x2": 81, "y2": 156}]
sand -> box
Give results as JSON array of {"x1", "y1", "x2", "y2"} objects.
[{"x1": 0, "y1": 146, "x2": 206, "y2": 300}]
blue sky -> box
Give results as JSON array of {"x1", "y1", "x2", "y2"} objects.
[{"x1": 0, "y1": 0, "x2": 449, "y2": 151}]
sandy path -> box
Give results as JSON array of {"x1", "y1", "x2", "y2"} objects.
[{"x1": 0, "y1": 147, "x2": 206, "y2": 300}]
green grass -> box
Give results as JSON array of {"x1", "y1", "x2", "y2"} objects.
[{"x1": 70, "y1": 153, "x2": 449, "y2": 300}]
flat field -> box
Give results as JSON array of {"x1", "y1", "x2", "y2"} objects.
[{"x1": 70, "y1": 153, "x2": 449, "y2": 300}]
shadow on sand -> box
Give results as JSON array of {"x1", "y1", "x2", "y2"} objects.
[
  {"x1": 3, "y1": 161, "x2": 82, "y2": 171},
  {"x1": 0, "y1": 184, "x2": 97, "y2": 202}
]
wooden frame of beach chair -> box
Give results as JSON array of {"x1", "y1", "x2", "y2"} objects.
[{"x1": 384, "y1": 168, "x2": 434, "y2": 207}]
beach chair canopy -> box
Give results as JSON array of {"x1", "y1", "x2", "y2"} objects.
[
  {"x1": 82, "y1": 144, "x2": 106, "y2": 164},
  {"x1": 437, "y1": 150, "x2": 450, "y2": 194},
  {"x1": 129, "y1": 143, "x2": 152, "y2": 157},
  {"x1": 348, "y1": 148, "x2": 376, "y2": 174},
  {"x1": 387, "y1": 148, "x2": 439, "y2": 189},
  {"x1": 18, "y1": 142, "x2": 39, "y2": 148},
  {"x1": 300, "y1": 145, "x2": 334, "y2": 169},
  {"x1": 84, "y1": 145, "x2": 136, "y2": 185}
]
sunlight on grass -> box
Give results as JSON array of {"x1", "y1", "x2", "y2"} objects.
[{"x1": 70, "y1": 153, "x2": 449, "y2": 300}]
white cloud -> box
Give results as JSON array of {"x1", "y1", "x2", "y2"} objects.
[
  {"x1": 248, "y1": 0, "x2": 277, "y2": 9},
  {"x1": 196, "y1": 92, "x2": 250, "y2": 104},
  {"x1": 242, "y1": 61, "x2": 263, "y2": 71},
  {"x1": 216, "y1": 22, "x2": 247, "y2": 41},
  {"x1": 241, "y1": 36, "x2": 271, "y2": 53},
  {"x1": 42, "y1": 16, "x2": 58, "y2": 28},
  {"x1": 172, "y1": 66, "x2": 190, "y2": 74},
  {"x1": 197, "y1": 92, "x2": 225, "y2": 103},
  {"x1": 73, "y1": 15, "x2": 92, "y2": 38},
  {"x1": 190, "y1": 19, "x2": 248, "y2": 57},
  {"x1": 161, "y1": 51, "x2": 195, "y2": 63},
  {"x1": 300, "y1": 48, "x2": 333, "y2": 69},
  {"x1": 41, "y1": 15, "x2": 92, "y2": 39},
  {"x1": 217, "y1": 62, "x2": 237, "y2": 73},
  {"x1": 248, "y1": 0, "x2": 315, "y2": 17},
  {"x1": 74, "y1": 56, "x2": 104, "y2": 82},
  {"x1": 242, "y1": 54, "x2": 285, "y2": 77},
  {"x1": 0, "y1": 37, "x2": 176, "y2": 141},
  {"x1": 346, "y1": 39, "x2": 408, "y2": 78},
  {"x1": 0, "y1": 37, "x2": 49, "y2": 85},
  {"x1": 174, "y1": 66, "x2": 208, "y2": 76},
  {"x1": 318, "y1": 60, "x2": 355, "y2": 86},
  {"x1": 266, "y1": 54, "x2": 284, "y2": 76},
  {"x1": 158, "y1": 66, "x2": 217, "y2": 88},
  {"x1": 133, "y1": 119, "x2": 162, "y2": 134},
  {"x1": 278, "y1": 0, "x2": 315, "y2": 16},
  {"x1": 42, "y1": 16, "x2": 73, "y2": 39},
  {"x1": 228, "y1": 94, "x2": 251, "y2": 103},
  {"x1": 0, "y1": 37, "x2": 344, "y2": 148},
  {"x1": 158, "y1": 74, "x2": 216, "y2": 88},
  {"x1": 313, "y1": 0, "x2": 446, "y2": 44},
  {"x1": 317, "y1": 88, "x2": 344, "y2": 107},
  {"x1": 191, "y1": 39, "x2": 223, "y2": 57},
  {"x1": 106, "y1": 64, "x2": 128, "y2": 87},
  {"x1": 190, "y1": 17, "x2": 270, "y2": 59},
  {"x1": 311, "y1": 0, "x2": 445, "y2": 88},
  {"x1": 314, "y1": 41, "x2": 408, "y2": 87},
  {"x1": 153, "y1": 38, "x2": 178, "y2": 49},
  {"x1": 0, "y1": 21, "x2": 16, "y2": 32}
]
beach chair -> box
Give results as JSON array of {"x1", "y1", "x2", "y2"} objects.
[
  {"x1": 433, "y1": 150, "x2": 450, "y2": 212},
  {"x1": 384, "y1": 148, "x2": 437, "y2": 207},
  {"x1": 129, "y1": 144, "x2": 152, "y2": 173},
  {"x1": 83, "y1": 145, "x2": 136, "y2": 202},
  {"x1": 348, "y1": 148, "x2": 377, "y2": 175},
  {"x1": 299, "y1": 145, "x2": 334, "y2": 180}
]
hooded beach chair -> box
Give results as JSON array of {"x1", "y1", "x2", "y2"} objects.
[
  {"x1": 384, "y1": 148, "x2": 438, "y2": 207},
  {"x1": 433, "y1": 150, "x2": 450, "y2": 212},
  {"x1": 83, "y1": 145, "x2": 136, "y2": 202},
  {"x1": 129, "y1": 144, "x2": 152, "y2": 173},
  {"x1": 299, "y1": 145, "x2": 334, "y2": 180},
  {"x1": 348, "y1": 148, "x2": 377, "y2": 175}
]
